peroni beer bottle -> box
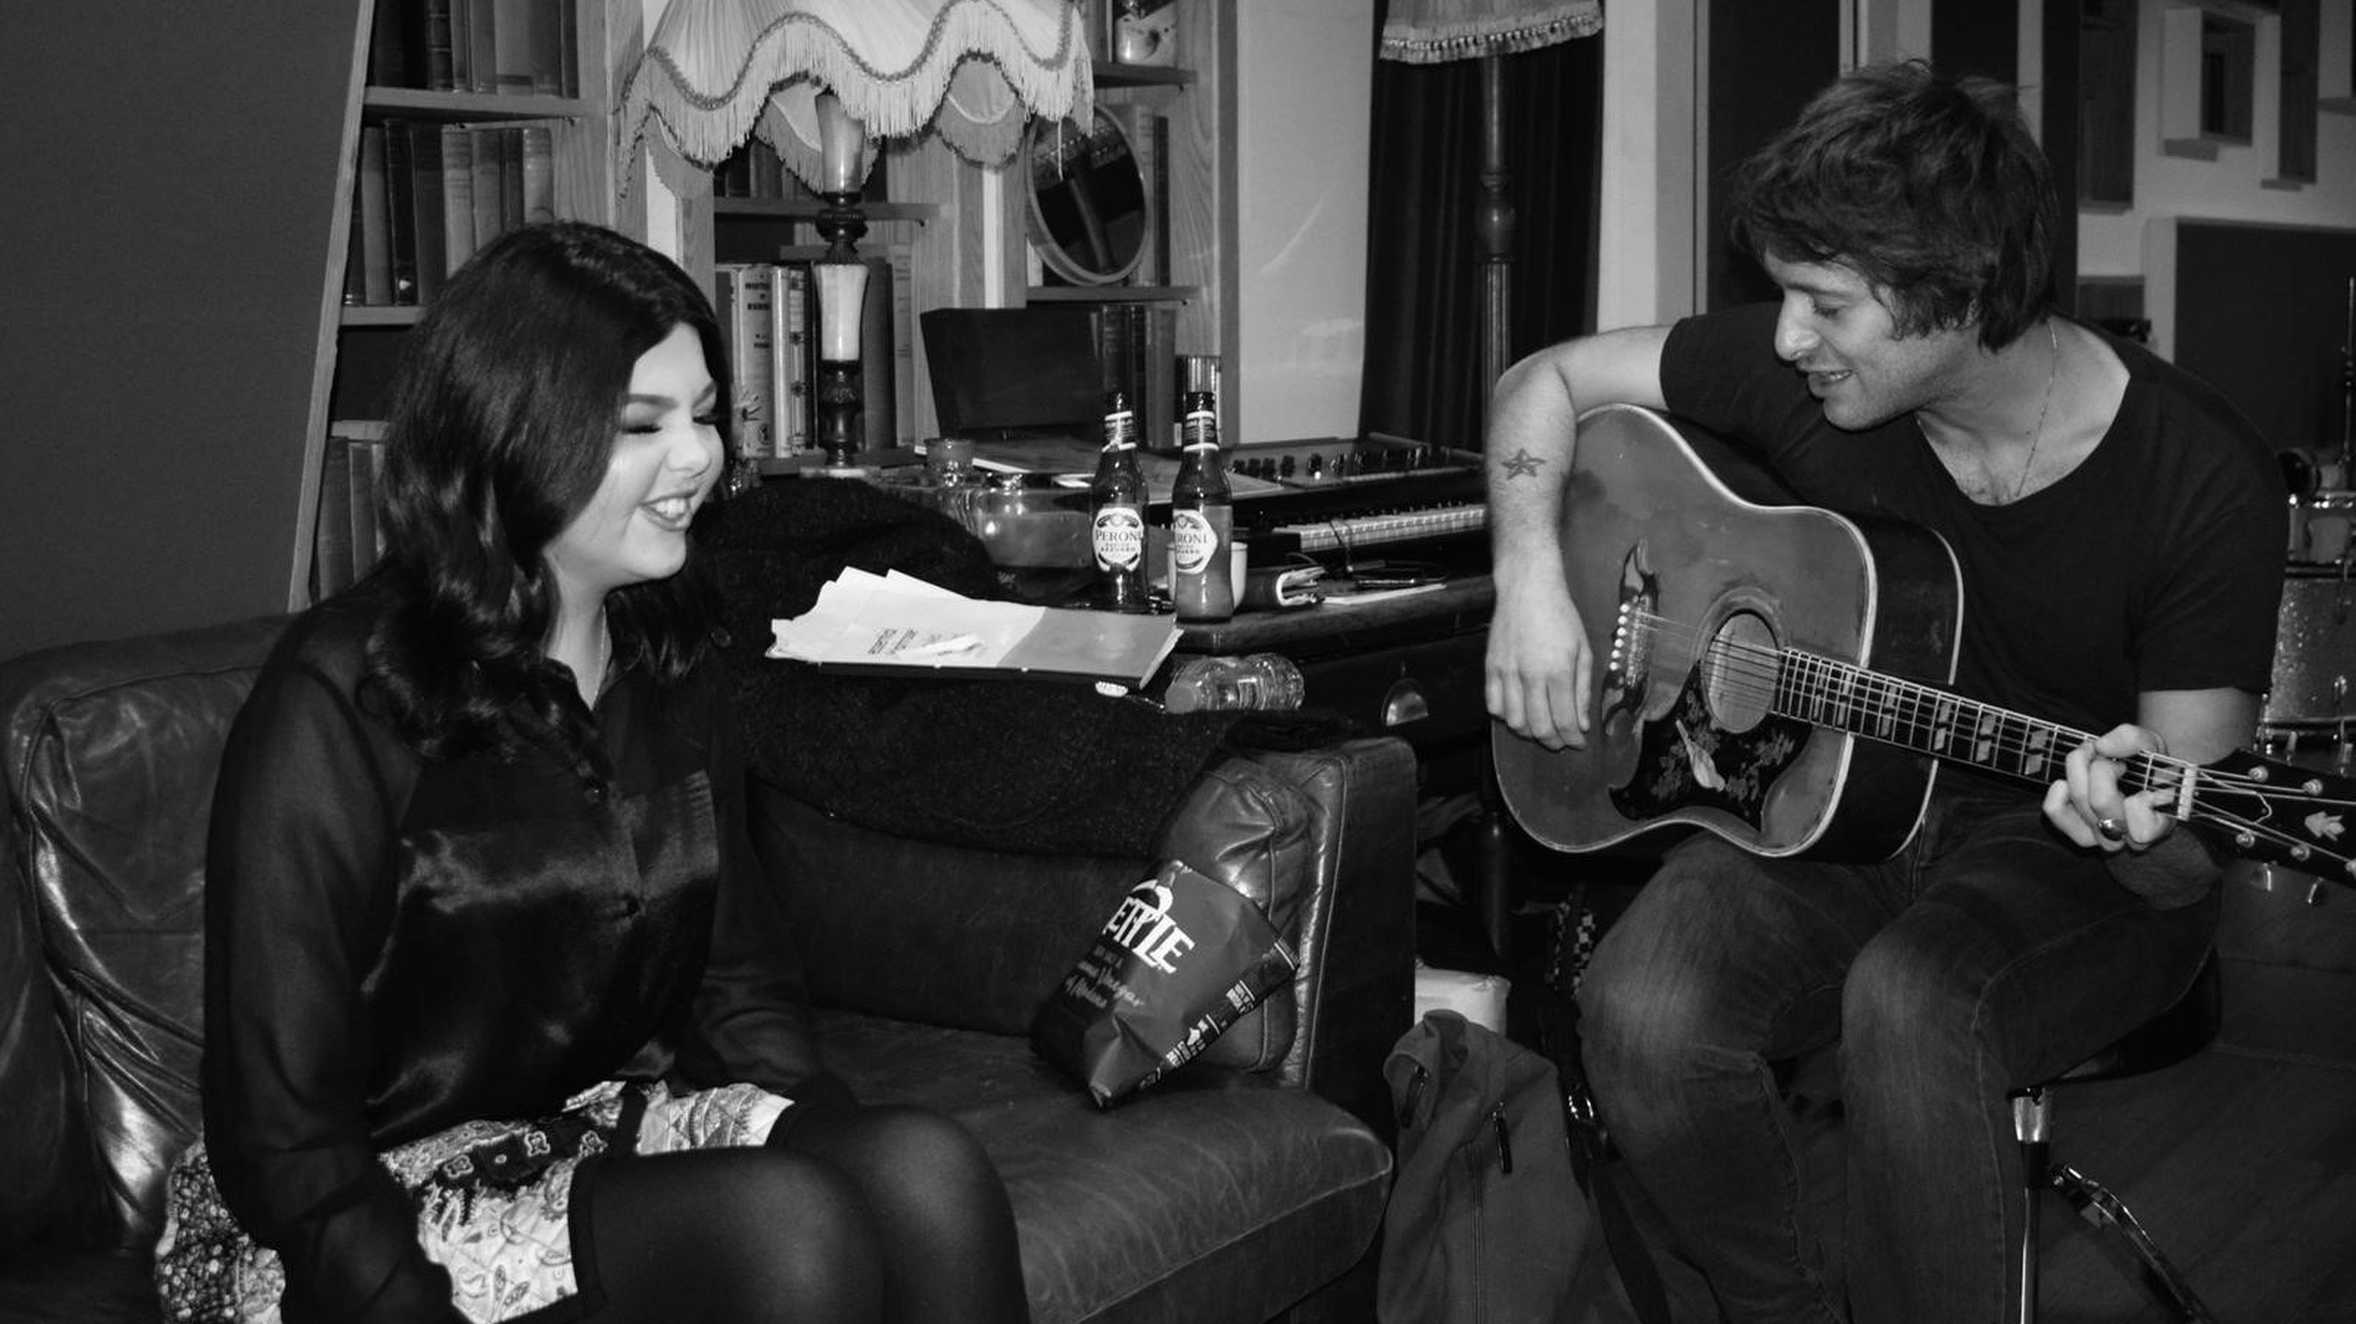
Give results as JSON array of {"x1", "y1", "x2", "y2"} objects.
[
  {"x1": 1168, "y1": 390, "x2": 1235, "y2": 623},
  {"x1": 1088, "y1": 392, "x2": 1149, "y2": 612}
]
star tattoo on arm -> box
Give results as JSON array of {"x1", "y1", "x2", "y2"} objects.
[{"x1": 1500, "y1": 448, "x2": 1545, "y2": 479}]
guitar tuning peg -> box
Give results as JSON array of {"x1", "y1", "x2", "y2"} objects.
[{"x1": 2307, "y1": 881, "x2": 2329, "y2": 906}]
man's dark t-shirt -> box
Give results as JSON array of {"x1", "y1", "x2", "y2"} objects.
[{"x1": 1658, "y1": 304, "x2": 2283, "y2": 739}]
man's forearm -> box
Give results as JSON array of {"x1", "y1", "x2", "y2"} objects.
[{"x1": 1485, "y1": 355, "x2": 1580, "y2": 584}]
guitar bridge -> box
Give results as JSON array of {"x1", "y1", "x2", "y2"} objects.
[{"x1": 1600, "y1": 542, "x2": 1658, "y2": 726}]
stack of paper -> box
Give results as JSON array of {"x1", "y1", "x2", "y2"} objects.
[{"x1": 768, "y1": 569, "x2": 1182, "y2": 693}]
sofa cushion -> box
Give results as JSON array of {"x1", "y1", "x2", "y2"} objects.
[{"x1": 815, "y1": 1010, "x2": 1390, "y2": 1324}]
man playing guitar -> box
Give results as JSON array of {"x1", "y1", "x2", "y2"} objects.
[{"x1": 1484, "y1": 61, "x2": 2284, "y2": 1323}]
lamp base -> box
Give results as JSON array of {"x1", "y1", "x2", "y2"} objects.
[{"x1": 815, "y1": 359, "x2": 862, "y2": 470}]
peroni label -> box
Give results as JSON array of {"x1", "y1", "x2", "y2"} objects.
[
  {"x1": 1171, "y1": 509, "x2": 1221, "y2": 574},
  {"x1": 1092, "y1": 506, "x2": 1144, "y2": 571}
]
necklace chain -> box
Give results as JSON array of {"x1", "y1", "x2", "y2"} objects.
[{"x1": 2009, "y1": 320, "x2": 2061, "y2": 504}]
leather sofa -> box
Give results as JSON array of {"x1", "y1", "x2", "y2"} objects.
[{"x1": 0, "y1": 615, "x2": 1414, "y2": 1323}]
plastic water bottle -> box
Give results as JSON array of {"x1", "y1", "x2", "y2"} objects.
[{"x1": 1162, "y1": 654, "x2": 1305, "y2": 714}]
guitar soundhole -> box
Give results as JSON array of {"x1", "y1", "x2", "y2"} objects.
[{"x1": 1702, "y1": 610, "x2": 1777, "y2": 734}]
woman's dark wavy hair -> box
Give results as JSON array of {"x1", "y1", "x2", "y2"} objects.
[
  {"x1": 363, "y1": 221, "x2": 736, "y2": 764},
  {"x1": 1728, "y1": 59, "x2": 2056, "y2": 351}
]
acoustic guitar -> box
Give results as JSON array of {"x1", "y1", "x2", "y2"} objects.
[{"x1": 1491, "y1": 403, "x2": 2355, "y2": 890}]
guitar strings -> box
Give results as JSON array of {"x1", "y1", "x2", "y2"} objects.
[{"x1": 1612, "y1": 611, "x2": 2356, "y2": 867}]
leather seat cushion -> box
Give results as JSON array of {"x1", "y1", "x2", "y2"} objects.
[
  {"x1": 816, "y1": 1010, "x2": 1391, "y2": 1324},
  {"x1": 0, "y1": 1013, "x2": 1391, "y2": 1324}
]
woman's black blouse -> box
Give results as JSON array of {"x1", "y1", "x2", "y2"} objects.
[{"x1": 200, "y1": 591, "x2": 849, "y2": 1323}]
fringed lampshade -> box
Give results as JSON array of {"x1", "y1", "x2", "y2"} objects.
[
  {"x1": 1379, "y1": 0, "x2": 1600, "y2": 64},
  {"x1": 617, "y1": 0, "x2": 1094, "y2": 188},
  {"x1": 618, "y1": 0, "x2": 1094, "y2": 472}
]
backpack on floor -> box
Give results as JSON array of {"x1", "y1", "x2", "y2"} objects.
[{"x1": 1376, "y1": 1009, "x2": 1607, "y2": 1323}]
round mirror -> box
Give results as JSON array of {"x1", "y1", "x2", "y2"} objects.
[{"x1": 1024, "y1": 108, "x2": 1148, "y2": 286}]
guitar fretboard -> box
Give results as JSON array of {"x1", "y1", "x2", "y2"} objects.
[{"x1": 1772, "y1": 649, "x2": 2189, "y2": 810}]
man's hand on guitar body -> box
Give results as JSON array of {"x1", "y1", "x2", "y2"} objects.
[
  {"x1": 1481, "y1": 327, "x2": 1675, "y2": 754},
  {"x1": 1486, "y1": 569, "x2": 1592, "y2": 750}
]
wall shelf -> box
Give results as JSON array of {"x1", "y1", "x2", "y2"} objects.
[
  {"x1": 1093, "y1": 62, "x2": 1196, "y2": 89},
  {"x1": 340, "y1": 305, "x2": 425, "y2": 327},
  {"x1": 712, "y1": 198, "x2": 939, "y2": 224},
  {"x1": 1027, "y1": 284, "x2": 1197, "y2": 304},
  {"x1": 361, "y1": 87, "x2": 592, "y2": 121}
]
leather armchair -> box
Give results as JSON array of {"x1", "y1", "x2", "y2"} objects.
[{"x1": 0, "y1": 617, "x2": 1414, "y2": 1323}]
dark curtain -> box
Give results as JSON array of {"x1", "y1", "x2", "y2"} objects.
[{"x1": 1358, "y1": 18, "x2": 1604, "y2": 451}]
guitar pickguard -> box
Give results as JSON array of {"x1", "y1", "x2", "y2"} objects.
[{"x1": 1609, "y1": 669, "x2": 1812, "y2": 830}]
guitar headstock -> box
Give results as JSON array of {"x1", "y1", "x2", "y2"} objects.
[{"x1": 2193, "y1": 748, "x2": 2356, "y2": 890}]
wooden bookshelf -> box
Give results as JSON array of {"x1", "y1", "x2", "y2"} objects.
[{"x1": 297, "y1": 0, "x2": 620, "y2": 606}]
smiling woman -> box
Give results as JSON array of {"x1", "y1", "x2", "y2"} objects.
[
  {"x1": 542, "y1": 323, "x2": 726, "y2": 699},
  {"x1": 157, "y1": 221, "x2": 1030, "y2": 1324}
]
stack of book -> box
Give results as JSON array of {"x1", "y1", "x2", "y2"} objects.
[
  {"x1": 312, "y1": 420, "x2": 389, "y2": 600},
  {"x1": 344, "y1": 0, "x2": 577, "y2": 307},
  {"x1": 348, "y1": 122, "x2": 555, "y2": 307},
  {"x1": 714, "y1": 241, "x2": 916, "y2": 460},
  {"x1": 368, "y1": 0, "x2": 578, "y2": 98}
]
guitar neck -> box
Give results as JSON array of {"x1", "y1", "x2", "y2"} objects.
[{"x1": 1774, "y1": 649, "x2": 2192, "y2": 810}]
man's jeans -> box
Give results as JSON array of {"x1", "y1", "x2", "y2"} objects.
[{"x1": 1577, "y1": 781, "x2": 2219, "y2": 1323}]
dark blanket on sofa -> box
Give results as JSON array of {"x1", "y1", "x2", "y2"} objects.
[{"x1": 701, "y1": 476, "x2": 1345, "y2": 857}]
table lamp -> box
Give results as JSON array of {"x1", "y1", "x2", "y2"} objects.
[{"x1": 619, "y1": 0, "x2": 1095, "y2": 473}]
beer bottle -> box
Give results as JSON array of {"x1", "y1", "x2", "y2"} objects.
[
  {"x1": 1089, "y1": 391, "x2": 1150, "y2": 612},
  {"x1": 1168, "y1": 389, "x2": 1235, "y2": 624}
]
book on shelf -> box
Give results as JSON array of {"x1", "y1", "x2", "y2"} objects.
[
  {"x1": 519, "y1": 126, "x2": 555, "y2": 224},
  {"x1": 465, "y1": 0, "x2": 498, "y2": 94},
  {"x1": 1102, "y1": 103, "x2": 1170, "y2": 286},
  {"x1": 772, "y1": 262, "x2": 810, "y2": 453},
  {"x1": 713, "y1": 263, "x2": 777, "y2": 458},
  {"x1": 314, "y1": 421, "x2": 390, "y2": 599},
  {"x1": 407, "y1": 123, "x2": 448, "y2": 301},
  {"x1": 368, "y1": 0, "x2": 411, "y2": 88},
  {"x1": 381, "y1": 121, "x2": 421, "y2": 305},
  {"x1": 469, "y1": 125, "x2": 507, "y2": 251},
  {"x1": 767, "y1": 568, "x2": 1180, "y2": 692},
  {"x1": 354, "y1": 125, "x2": 394, "y2": 305},
  {"x1": 558, "y1": 0, "x2": 579, "y2": 97},
  {"x1": 448, "y1": 0, "x2": 473, "y2": 92},
  {"x1": 312, "y1": 428, "x2": 354, "y2": 599},
  {"x1": 418, "y1": 0, "x2": 457, "y2": 91},
  {"x1": 439, "y1": 126, "x2": 476, "y2": 276},
  {"x1": 883, "y1": 237, "x2": 916, "y2": 447}
]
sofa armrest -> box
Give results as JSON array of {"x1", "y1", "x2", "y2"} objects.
[
  {"x1": 744, "y1": 736, "x2": 1419, "y2": 1132},
  {"x1": 0, "y1": 616, "x2": 286, "y2": 1255},
  {"x1": 1244, "y1": 737, "x2": 1419, "y2": 1140}
]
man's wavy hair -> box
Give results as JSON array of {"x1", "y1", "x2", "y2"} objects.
[
  {"x1": 364, "y1": 221, "x2": 735, "y2": 763},
  {"x1": 1728, "y1": 59, "x2": 2057, "y2": 351}
]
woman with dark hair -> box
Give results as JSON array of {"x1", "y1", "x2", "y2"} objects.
[
  {"x1": 155, "y1": 222, "x2": 1029, "y2": 1324},
  {"x1": 1484, "y1": 61, "x2": 2279, "y2": 1321}
]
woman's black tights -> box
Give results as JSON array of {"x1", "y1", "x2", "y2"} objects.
[{"x1": 580, "y1": 1105, "x2": 1029, "y2": 1323}]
